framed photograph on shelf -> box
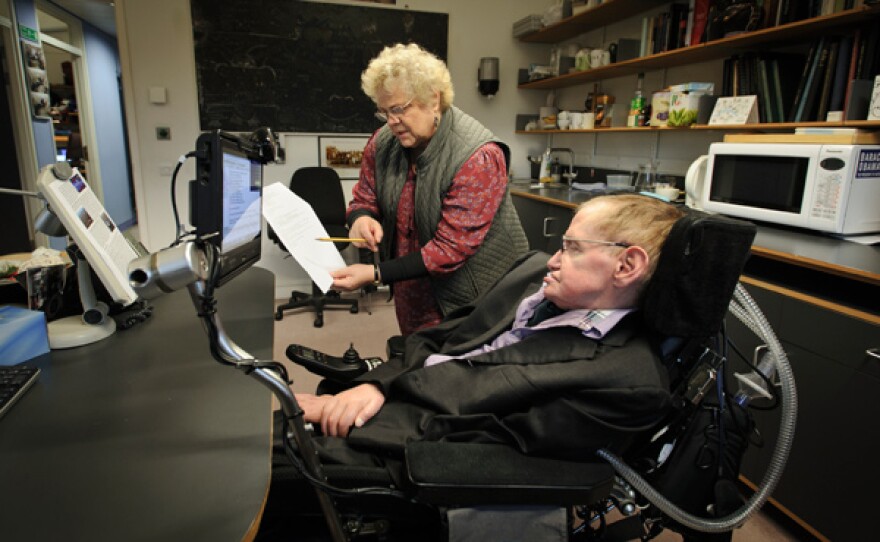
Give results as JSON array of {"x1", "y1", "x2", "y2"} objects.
[
  {"x1": 21, "y1": 41, "x2": 51, "y2": 119},
  {"x1": 318, "y1": 136, "x2": 369, "y2": 179}
]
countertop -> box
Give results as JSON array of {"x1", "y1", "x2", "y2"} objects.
[{"x1": 509, "y1": 182, "x2": 880, "y2": 285}]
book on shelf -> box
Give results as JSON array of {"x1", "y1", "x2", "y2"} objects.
[
  {"x1": 761, "y1": 0, "x2": 780, "y2": 29},
  {"x1": 789, "y1": 37, "x2": 825, "y2": 122},
  {"x1": 844, "y1": 27, "x2": 862, "y2": 115},
  {"x1": 771, "y1": 53, "x2": 807, "y2": 120},
  {"x1": 757, "y1": 57, "x2": 774, "y2": 122},
  {"x1": 690, "y1": 0, "x2": 709, "y2": 45},
  {"x1": 800, "y1": 38, "x2": 832, "y2": 121},
  {"x1": 816, "y1": 38, "x2": 840, "y2": 121},
  {"x1": 829, "y1": 35, "x2": 854, "y2": 113}
]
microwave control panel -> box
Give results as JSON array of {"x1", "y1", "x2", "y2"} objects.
[{"x1": 810, "y1": 149, "x2": 850, "y2": 222}]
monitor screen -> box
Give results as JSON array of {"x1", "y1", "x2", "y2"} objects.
[
  {"x1": 191, "y1": 131, "x2": 263, "y2": 286},
  {"x1": 36, "y1": 164, "x2": 140, "y2": 306}
]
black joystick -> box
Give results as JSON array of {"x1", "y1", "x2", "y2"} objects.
[{"x1": 342, "y1": 343, "x2": 361, "y2": 364}]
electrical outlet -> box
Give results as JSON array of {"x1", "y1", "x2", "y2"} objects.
[{"x1": 156, "y1": 126, "x2": 171, "y2": 140}]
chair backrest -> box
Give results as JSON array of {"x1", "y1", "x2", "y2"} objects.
[
  {"x1": 289, "y1": 167, "x2": 347, "y2": 230},
  {"x1": 641, "y1": 208, "x2": 756, "y2": 339}
]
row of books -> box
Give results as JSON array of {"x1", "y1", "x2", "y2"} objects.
[
  {"x1": 720, "y1": 20, "x2": 880, "y2": 123},
  {"x1": 640, "y1": 3, "x2": 689, "y2": 57},
  {"x1": 690, "y1": 0, "x2": 871, "y2": 48}
]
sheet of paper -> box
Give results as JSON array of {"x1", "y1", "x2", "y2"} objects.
[{"x1": 261, "y1": 183, "x2": 346, "y2": 292}]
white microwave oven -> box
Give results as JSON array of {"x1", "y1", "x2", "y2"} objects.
[{"x1": 685, "y1": 143, "x2": 880, "y2": 235}]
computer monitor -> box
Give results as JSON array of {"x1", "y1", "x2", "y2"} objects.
[{"x1": 190, "y1": 130, "x2": 264, "y2": 286}]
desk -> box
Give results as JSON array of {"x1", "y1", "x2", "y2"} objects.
[{"x1": 0, "y1": 267, "x2": 275, "y2": 542}]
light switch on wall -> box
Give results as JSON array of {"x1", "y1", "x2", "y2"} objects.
[{"x1": 149, "y1": 86, "x2": 167, "y2": 104}]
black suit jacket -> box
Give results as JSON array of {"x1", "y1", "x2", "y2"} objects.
[{"x1": 317, "y1": 252, "x2": 672, "y2": 464}]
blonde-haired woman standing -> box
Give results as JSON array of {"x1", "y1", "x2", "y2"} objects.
[{"x1": 331, "y1": 43, "x2": 527, "y2": 335}]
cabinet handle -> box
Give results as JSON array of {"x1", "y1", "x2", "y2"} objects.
[
  {"x1": 542, "y1": 217, "x2": 559, "y2": 238},
  {"x1": 868, "y1": 348, "x2": 880, "y2": 361}
]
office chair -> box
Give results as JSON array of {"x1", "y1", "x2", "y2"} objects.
[
  {"x1": 66, "y1": 131, "x2": 85, "y2": 171},
  {"x1": 270, "y1": 167, "x2": 358, "y2": 327},
  {"x1": 276, "y1": 207, "x2": 797, "y2": 542}
]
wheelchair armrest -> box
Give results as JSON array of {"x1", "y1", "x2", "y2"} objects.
[{"x1": 405, "y1": 441, "x2": 615, "y2": 506}]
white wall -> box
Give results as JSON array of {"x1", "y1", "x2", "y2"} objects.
[
  {"x1": 116, "y1": 0, "x2": 724, "y2": 297},
  {"x1": 116, "y1": 0, "x2": 548, "y2": 297}
]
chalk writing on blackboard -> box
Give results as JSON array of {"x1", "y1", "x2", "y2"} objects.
[{"x1": 191, "y1": 0, "x2": 448, "y2": 133}]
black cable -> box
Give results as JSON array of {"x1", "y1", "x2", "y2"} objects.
[{"x1": 169, "y1": 151, "x2": 198, "y2": 247}]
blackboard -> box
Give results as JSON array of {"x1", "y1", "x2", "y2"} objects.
[{"x1": 190, "y1": 0, "x2": 448, "y2": 133}]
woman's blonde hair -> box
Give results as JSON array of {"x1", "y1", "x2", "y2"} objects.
[{"x1": 361, "y1": 43, "x2": 454, "y2": 110}]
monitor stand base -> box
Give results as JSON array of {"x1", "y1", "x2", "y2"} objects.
[{"x1": 48, "y1": 315, "x2": 115, "y2": 349}]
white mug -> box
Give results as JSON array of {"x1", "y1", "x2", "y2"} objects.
[
  {"x1": 601, "y1": 50, "x2": 611, "y2": 66},
  {"x1": 590, "y1": 49, "x2": 603, "y2": 69},
  {"x1": 570, "y1": 112, "x2": 585, "y2": 129},
  {"x1": 581, "y1": 112, "x2": 595, "y2": 129}
]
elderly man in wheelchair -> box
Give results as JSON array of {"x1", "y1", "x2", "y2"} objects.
[
  {"x1": 130, "y1": 182, "x2": 795, "y2": 542},
  {"x1": 252, "y1": 193, "x2": 796, "y2": 542}
]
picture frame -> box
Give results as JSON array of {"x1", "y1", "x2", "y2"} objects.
[
  {"x1": 21, "y1": 40, "x2": 51, "y2": 119},
  {"x1": 318, "y1": 136, "x2": 369, "y2": 179}
]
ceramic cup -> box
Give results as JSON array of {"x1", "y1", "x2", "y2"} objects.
[
  {"x1": 590, "y1": 49, "x2": 603, "y2": 69},
  {"x1": 601, "y1": 50, "x2": 611, "y2": 66},
  {"x1": 581, "y1": 112, "x2": 595, "y2": 129},
  {"x1": 557, "y1": 119, "x2": 571, "y2": 129},
  {"x1": 654, "y1": 185, "x2": 681, "y2": 200},
  {"x1": 570, "y1": 112, "x2": 585, "y2": 129}
]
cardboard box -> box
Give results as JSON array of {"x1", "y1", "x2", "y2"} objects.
[{"x1": 0, "y1": 305, "x2": 50, "y2": 365}]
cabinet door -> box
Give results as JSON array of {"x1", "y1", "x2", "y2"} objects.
[
  {"x1": 512, "y1": 196, "x2": 573, "y2": 253},
  {"x1": 725, "y1": 283, "x2": 880, "y2": 540}
]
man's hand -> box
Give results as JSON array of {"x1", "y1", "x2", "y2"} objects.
[
  {"x1": 298, "y1": 383, "x2": 385, "y2": 438},
  {"x1": 349, "y1": 216, "x2": 383, "y2": 252}
]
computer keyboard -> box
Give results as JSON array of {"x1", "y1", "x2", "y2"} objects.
[{"x1": 0, "y1": 365, "x2": 40, "y2": 419}]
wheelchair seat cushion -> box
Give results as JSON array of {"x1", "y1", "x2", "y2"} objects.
[{"x1": 405, "y1": 441, "x2": 615, "y2": 506}]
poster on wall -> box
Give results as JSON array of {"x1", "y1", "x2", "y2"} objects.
[
  {"x1": 319, "y1": 136, "x2": 369, "y2": 180},
  {"x1": 21, "y1": 40, "x2": 51, "y2": 119}
]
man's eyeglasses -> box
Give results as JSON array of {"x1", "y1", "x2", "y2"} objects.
[
  {"x1": 561, "y1": 235, "x2": 631, "y2": 253},
  {"x1": 375, "y1": 99, "x2": 414, "y2": 122}
]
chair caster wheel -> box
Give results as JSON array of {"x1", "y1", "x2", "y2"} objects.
[
  {"x1": 314, "y1": 316, "x2": 324, "y2": 328},
  {"x1": 350, "y1": 306, "x2": 359, "y2": 314},
  {"x1": 274, "y1": 312, "x2": 283, "y2": 321}
]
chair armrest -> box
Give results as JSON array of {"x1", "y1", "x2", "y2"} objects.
[{"x1": 405, "y1": 441, "x2": 614, "y2": 506}]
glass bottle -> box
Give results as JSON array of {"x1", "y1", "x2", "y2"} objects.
[
  {"x1": 628, "y1": 73, "x2": 645, "y2": 128},
  {"x1": 634, "y1": 163, "x2": 656, "y2": 192}
]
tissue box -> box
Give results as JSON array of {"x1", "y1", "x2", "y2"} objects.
[
  {"x1": 0, "y1": 305, "x2": 49, "y2": 365},
  {"x1": 668, "y1": 92, "x2": 707, "y2": 127}
]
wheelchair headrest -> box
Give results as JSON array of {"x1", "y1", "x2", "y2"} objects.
[{"x1": 641, "y1": 209, "x2": 756, "y2": 338}]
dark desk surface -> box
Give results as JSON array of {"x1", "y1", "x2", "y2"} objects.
[{"x1": 0, "y1": 267, "x2": 275, "y2": 542}]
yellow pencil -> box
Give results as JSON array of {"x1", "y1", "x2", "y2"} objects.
[{"x1": 316, "y1": 237, "x2": 367, "y2": 243}]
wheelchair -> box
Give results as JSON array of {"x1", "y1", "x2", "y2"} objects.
[
  {"x1": 264, "y1": 209, "x2": 797, "y2": 542},
  {"x1": 129, "y1": 205, "x2": 796, "y2": 542}
]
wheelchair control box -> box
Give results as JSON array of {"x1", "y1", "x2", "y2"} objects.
[{"x1": 286, "y1": 344, "x2": 384, "y2": 381}]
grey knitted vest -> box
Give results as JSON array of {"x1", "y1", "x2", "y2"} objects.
[{"x1": 373, "y1": 106, "x2": 528, "y2": 315}]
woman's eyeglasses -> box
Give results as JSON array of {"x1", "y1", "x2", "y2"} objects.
[{"x1": 375, "y1": 99, "x2": 414, "y2": 122}]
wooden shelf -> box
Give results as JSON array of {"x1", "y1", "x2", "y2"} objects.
[
  {"x1": 518, "y1": 0, "x2": 669, "y2": 43},
  {"x1": 515, "y1": 121, "x2": 880, "y2": 135},
  {"x1": 518, "y1": 5, "x2": 880, "y2": 90}
]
